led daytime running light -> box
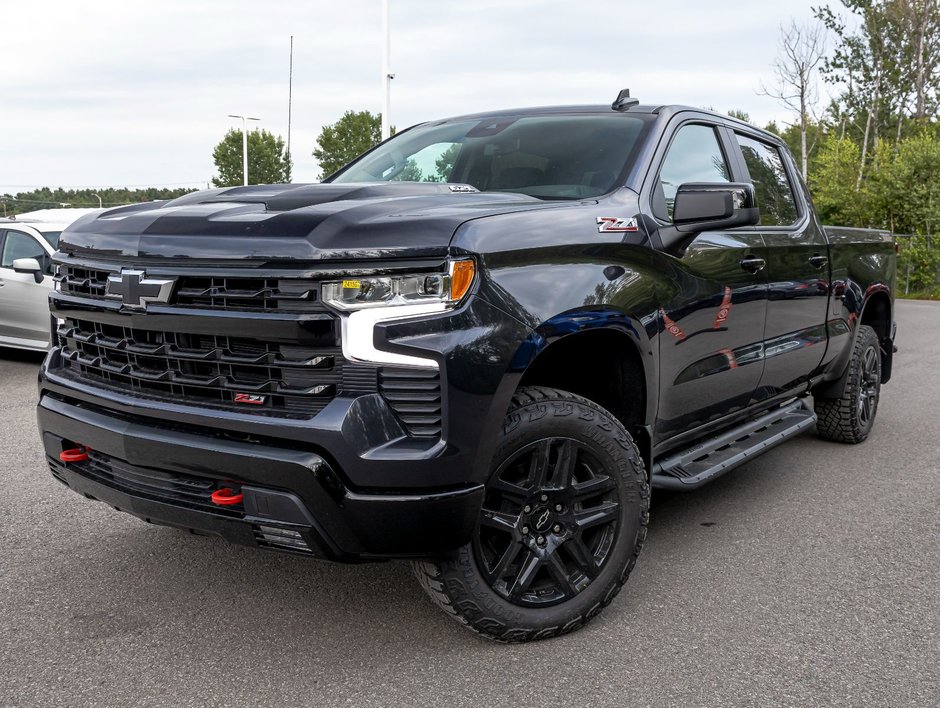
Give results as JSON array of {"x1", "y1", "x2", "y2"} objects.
[{"x1": 322, "y1": 258, "x2": 475, "y2": 311}]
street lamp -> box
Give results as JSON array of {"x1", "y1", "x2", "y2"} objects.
[
  {"x1": 227, "y1": 114, "x2": 261, "y2": 186},
  {"x1": 91, "y1": 193, "x2": 102, "y2": 208},
  {"x1": 381, "y1": 0, "x2": 393, "y2": 140}
]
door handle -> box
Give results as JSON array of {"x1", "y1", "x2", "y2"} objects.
[
  {"x1": 808, "y1": 254, "x2": 828, "y2": 269},
  {"x1": 739, "y1": 255, "x2": 766, "y2": 274}
]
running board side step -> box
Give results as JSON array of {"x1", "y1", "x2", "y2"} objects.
[{"x1": 650, "y1": 400, "x2": 816, "y2": 491}]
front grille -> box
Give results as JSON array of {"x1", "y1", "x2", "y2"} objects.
[
  {"x1": 48, "y1": 449, "x2": 241, "y2": 517},
  {"x1": 53, "y1": 263, "x2": 445, "y2": 437},
  {"x1": 379, "y1": 368, "x2": 442, "y2": 438},
  {"x1": 57, "y1": 265, "x2": 322, "y2": 313},
  {"x1": 57, "y1": 318, "x2": 349, "y2": 417}
]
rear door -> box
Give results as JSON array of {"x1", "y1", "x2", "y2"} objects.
[
  {"x1": 0, "y1": 228, "x2": 55, "y2": 346},
  {"x1": 732, "y1": 133, "x2": 829, "y2": 400},
  {"x1": 650, "y1": 122, "x2": 770, "y2": 440}
]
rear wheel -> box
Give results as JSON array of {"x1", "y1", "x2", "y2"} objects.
[
  {"x1": 815, "y1": 325, "x2": 882, "y2": 444},
  {"x1": 412, "y1": 386, "x2": 649, "y2": 642}
]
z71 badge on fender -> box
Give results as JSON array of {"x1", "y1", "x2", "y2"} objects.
[{"x1": 596, "y1": 216, "x2": 639, "y2": 233}]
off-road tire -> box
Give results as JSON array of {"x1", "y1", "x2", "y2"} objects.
[
  {"x1": 412, "y1": 386, "x2": 649, "y2": 642},
  {"x1": 815, "y1": 325, "x2": 882, "y2": 444}
]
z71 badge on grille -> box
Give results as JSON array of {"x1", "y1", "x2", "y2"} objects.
[
  {"x1": 234, "y1": 393, "x2": 266, "y2": 405},
  {"x1": 105, "y1": 270, "x2": 176, "y2": 309}
]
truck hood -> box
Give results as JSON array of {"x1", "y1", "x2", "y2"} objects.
[{"x1": 58, "y1": 182, "x2": 571, "y2": 263}]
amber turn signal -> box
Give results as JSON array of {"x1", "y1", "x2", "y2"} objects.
[{"x1": 450, "y1": 259, "x2": 475, "y2": 302}]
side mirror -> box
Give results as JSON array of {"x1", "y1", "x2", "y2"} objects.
[
  {"x1": 673, "y1": 182, "x2": 759, "y2": 229},
  {"x1": 12, "y1": 257, "x2": 45, "y2": 283},
  {"x1": 660, "y1": 182, "x2": 760, "y2": 254}
]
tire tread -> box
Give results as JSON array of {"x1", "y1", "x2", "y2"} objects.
[
  {"x1": 815, "y1": 325, "x2": 881, "y2": 444},
  {"x1": 412, "y1": 386, "x2": 649, "y2": 643}
]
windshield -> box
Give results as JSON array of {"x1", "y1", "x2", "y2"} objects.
[
  {"x1": 40, "y1": 231, "x2": 62, "y2": 248},
  {"x1": 329, "y1": 114, "x2": 652, "y2": 200}
]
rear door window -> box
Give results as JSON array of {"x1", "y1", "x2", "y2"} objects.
[{"x1": 735, "y1": 134, "x2": 798, "y2": 226}]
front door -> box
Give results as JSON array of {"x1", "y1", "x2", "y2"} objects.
[
  {"x1": 0, "y1": 229, "x2": 54, "y2": 346},
  {"x1": 649, "y1": 123, "x2": 770, "y2": 440}
]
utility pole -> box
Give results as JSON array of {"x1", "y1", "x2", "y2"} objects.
[
  {"x1": 287, "y1": 35, "x2": 294, "y2": 180},
  {"x1": 381, "y1": 0, "x2": 393, "y2": 140},
  {"x1": 227, "y1": 114, "x2": 261, "y2": 185}
]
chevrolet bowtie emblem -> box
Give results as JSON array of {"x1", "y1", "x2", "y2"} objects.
[{"x1": 105, "y1": 270, "x2": 176, "y2": 309}]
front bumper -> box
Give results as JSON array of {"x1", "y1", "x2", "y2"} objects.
[
  {"x1": 37, "y1": 285, "x2": 532, "y2": 561},
  {"x1": 38, "y1": 394, "x2": 483, "y2": 561}
]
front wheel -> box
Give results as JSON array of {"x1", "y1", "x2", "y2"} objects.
[
  {"x1": 815, "y1": 324, "x2": 882, "y2": 444},
  {"x1": 412, "y1": 386, "x2": 649, "y2": 642}
]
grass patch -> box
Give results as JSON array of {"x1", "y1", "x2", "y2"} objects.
[{"x1": 898, "y1": 289, "x2": 940, "y2": 301}]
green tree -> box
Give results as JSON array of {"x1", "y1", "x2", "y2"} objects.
[
  {"x1": 1, "y1": 187, "x2": 196, "y2": 216},
  {"x1": 897, "y1": 235, "x2": 940, "y2": 293},
  {"x1": 815, "y1": 1, "x2": 940, "y2": 180},
  {"x1": 727, "y1": 109, "x2": 752, "y2": 123},
  {"x1": 869, "y1": 129, "x2": 940, "y2": 236},
  {"x1": 313, "y1": 110, "x2": 386, "y2": 179},
  {"x1": 212, "y1": 128, "x2": 291, "y2": 187},
  {"x1": 816, "y1": 2, "x2": 905, "y2": 181},
  {"x1": 765, "y1": 119, "x2": 826, "y2": 178},
  {"x1": 395, "y1": 159, "x2": 424, "y2": 182},
  {"x1": 809, "y1": 132, "x2": 868, "y2": 225},
  {"x1": 759, "y1": 19, "x2": 826, "y2": 179},
  {"x1": 434, "y1": 144, "x2": 460, "y2": 181}
]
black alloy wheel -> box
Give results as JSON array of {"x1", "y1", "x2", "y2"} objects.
[
  {"x1": 857, "y1": 343, "x2": 880, "y2": 428},
  {"x1": 474, "y1": 437, "x2": 620, "y2": 607},
  {"x1": 413, "y1": 386, "x2": 649, "y2": 642}
]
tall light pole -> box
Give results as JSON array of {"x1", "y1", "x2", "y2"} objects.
[
  {"x1": 91, "y1": 193, "x2": 102, "y2": 208},
  {"x1": 381, "y1": 0, "x2": 393, "y2": 140},
  {"x1": 227, "y1": 114, "x2": 261, "y2": 185}
]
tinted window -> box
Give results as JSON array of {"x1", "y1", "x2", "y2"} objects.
[
  {"x1": 40, "y1": 230, "x2": 62, "y2": 248},
  {"x1": 384, "y1": 142, "x2": 460, "y2": 183},
  {"x1": 657, "y1": 124, "x2": 730, "y2": 220},
  {"x1": 736, "y1": 134, "x2": 798, "y2": 226},
  {"x1": 332, "y1": 114, "x2": 652, "y2": 200},
  {"x1": 1, "y1": 230, "x2": 51, "y2": 273}
]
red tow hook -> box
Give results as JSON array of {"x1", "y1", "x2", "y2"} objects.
[
  {"x1": 59, "y1": 446, "x2": 89, "y2": 463},
  {"x1": 210, "y1": 487, "x2": 244, "y2": 506}
]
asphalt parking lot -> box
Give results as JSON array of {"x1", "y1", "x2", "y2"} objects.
[{"x1": 1, "y1": 300, "x2": 937, "y2": 707}]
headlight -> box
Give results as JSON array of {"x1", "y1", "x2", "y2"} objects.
[{"x1": 321, "y1": 258, "x2": 475, "y2": 311}]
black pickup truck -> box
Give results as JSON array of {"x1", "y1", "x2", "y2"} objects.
[{"x1": 38, "y1": 91, "x2": 896, "y2": 642}]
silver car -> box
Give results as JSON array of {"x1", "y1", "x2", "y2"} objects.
[{"x1": 0, "y1": 209, "x2": 102, "y2": 351}]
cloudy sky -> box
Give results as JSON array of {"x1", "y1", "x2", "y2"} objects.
[{"x1": 2, "y1": 0, "x2": 832, "y2": 194}]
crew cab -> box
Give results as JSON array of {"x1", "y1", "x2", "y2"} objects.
[{"x1": 37, "y1": 92, "x2": 896, "y2": 642}]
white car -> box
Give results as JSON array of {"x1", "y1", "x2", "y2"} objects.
[{"x1": 0, "y1": 208, "x2": 103, "y2": 351}]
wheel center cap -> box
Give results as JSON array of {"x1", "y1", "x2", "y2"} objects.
[{"x1": 532, "y1": 506, "x2": 553, "y2": 533}]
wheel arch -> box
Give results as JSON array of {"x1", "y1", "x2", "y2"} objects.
[
  {"x1": 859, "y1": 288, "x2": 893, "y2": 383},
  {"x1": 860, "y1": 288, "x2": 891, "y2": 338},
  {"x1": 816, "y1": 287, "x2": 894, "y2": 400},
  {"x1": 507, "y1": 309, "x2": 657, "y2": 466}
]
